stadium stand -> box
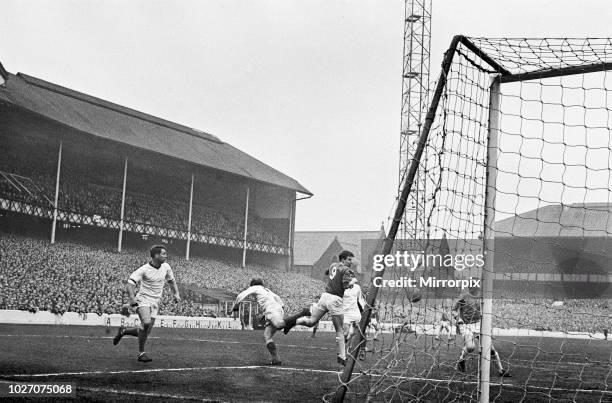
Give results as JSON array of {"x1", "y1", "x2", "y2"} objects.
[
  {"x1": 0, "y1": 68, "x2": 312, "y2": 270},
  {"x1": 0, "y1": 149, "x2": 282, "y2": 245}
]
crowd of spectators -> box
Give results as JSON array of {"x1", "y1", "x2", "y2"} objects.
[
  {"x1": 1, "y1": 232, "x2": 610, "y2": 334},
  {"x1": 0, "y1": 233, "x2": 323, "y2": 318},
  {"x1": 372, "y1": 296, "x2": 611, "y2": 335},
  {"x1": 493, "y1": 298, "x2": 611, "y2": 333}
]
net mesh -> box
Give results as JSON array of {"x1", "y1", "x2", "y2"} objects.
[{"x1": 327, "y1": 37, "x2": 612, "y2": 402}]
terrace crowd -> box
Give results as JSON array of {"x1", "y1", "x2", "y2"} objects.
[
  {"x1": 1, "y1": 234, "x2": 610, "y2": 334},
  {"x1": 0, "y1": 233, "x2": 322, "y2": 318},
  {"x1": 377, "y1": 297, "x2": 611, "y2": 335}
]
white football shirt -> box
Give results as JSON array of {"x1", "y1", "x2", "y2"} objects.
[
  {"x1": 234, "y1": 285, "x2": 284, "y2": 315},
  {"x1": 343, "y1": 284, "x2": 366, "y2": 320},
  {"x1": 129, "y1": 262, "x2": 175, "y2": 303}
]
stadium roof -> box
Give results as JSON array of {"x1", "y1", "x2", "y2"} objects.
[
  {"x1": 293, "y1": 230, "x2": 384, "y2": 266},
  {"x1": 495, "y1": 203, "x2": 612, "y2": 238},
  {"x1": 0, "y1": 70, "x2": 311, "y2": 195}
]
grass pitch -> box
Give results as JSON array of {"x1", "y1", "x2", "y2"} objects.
[{"x1": 0, "y1": 324, "x2": 610, "y2": 402}]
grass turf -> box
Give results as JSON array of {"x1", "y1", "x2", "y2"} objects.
[{"x1": 0, "y1": 324, "x2": 610, "y2": 402}]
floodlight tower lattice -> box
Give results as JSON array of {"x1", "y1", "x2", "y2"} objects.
[{"x1": 398, "y1": 0, "x2": 432, "y2": 244}]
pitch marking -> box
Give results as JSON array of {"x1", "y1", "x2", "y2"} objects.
[{"x1": 0, "y1": 333, "x2": 332, "y2": 351}]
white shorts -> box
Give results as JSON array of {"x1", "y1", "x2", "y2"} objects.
[
  {"x1": 135, "y1": 296, "x2": 160, "y2": 318},
  {"x1": 463, "y1": 322, "x2": 480, "y2": 334},
  {"x1": 344, "y1": 310, "x2": 361, "y2": 324},
  {"x1": 264, "y1": 306, "x2": 284, "y2": 324},
  {"x1": 440, "y1": 320, "x2": 451, "y2": 330},
  {"x1": 459, "y1": 322, "x2": 480, "y2": 343},
  {"x1": 315, "y1": 292, "x2": 344, "y2": 316}
]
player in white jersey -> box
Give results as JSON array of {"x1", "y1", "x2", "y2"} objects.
[
  {"x1": 434, "y1": 305, "x2": 452, "y2": 342},
  {"x1": 113, "y1": 245, "x2": 181, "y2": 362},
  {"x1": 232, "y1": 279, "x2": 285, "y2": 365},
  {"x1": 342, "y1": 277, "x2": 367, "y2": 350}
]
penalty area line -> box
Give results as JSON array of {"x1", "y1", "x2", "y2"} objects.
[{"x1": 1, "y1": 365, "x2": 266, "y2": 378}]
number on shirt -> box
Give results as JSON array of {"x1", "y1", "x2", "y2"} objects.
[{"x1": 329, "y1": 266, "x2": 337, "y2": 279}]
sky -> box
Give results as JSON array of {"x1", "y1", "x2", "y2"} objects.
[{"x1": 1, "y1": 0, "x2": 610, "y2": 231}]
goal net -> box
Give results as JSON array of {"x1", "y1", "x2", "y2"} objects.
[{"x1": 328, "y1": 37, "x2": 612, "y2": 402}]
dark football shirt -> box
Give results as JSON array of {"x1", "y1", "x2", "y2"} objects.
[
  {"x1": 453, "y1": 292, "x2": 482, "y2": 324},
  {"x1": 324, "y1": 262, "x2": 354, "y2": 297}
]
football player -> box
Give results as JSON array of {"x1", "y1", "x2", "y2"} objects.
[
  {"x1": 284, "y1": 250, "x2": 356, "y2": 366},
  {"x1": 434, "y1": 303, "x2": 452, "y2": 342},
  {"x1": 342, "y1": 275, "x2": 367, "y2": 353},
  {"x1": 453, "y1": 287, "x2": 510, "y2": 377},
  {"x1": 233, "y1": 278, "x2": 286, "y2": 365},
  {"x1": 113, "y1": 245, "x2": 181, "y2": 362}
]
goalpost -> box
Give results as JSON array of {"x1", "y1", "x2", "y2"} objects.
[{"x1": 330, "y1": 36, "x2": 612, "y2": 402}]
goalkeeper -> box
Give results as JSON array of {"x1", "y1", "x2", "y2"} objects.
[
  {"x1": 232, "y1": 278, "x2": 291, "y2": 365},
  {"x1": 453, "y1": 287, "x2": 510, "y2": 377}
]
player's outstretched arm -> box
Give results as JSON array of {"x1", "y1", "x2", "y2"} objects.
[
  {"x1": 164, "y1": 266, "x2": 180, "y2": 302},
  {"x1": 168, "y1": 279, "x2": 181, "y2": 302},
  {"x1": 272, "y1": 293, "x2": 284, "y2": 308},
  {"x1": 357, "y1": 286, "x2": 367, "y2": 309},
  {"x1": 127, "y1": 267, "x2": 144, "y2": 306},
  {"x1": 233, "y1": 287, "x2": 256, "y2": 312},
  {"x1": 126, "y1": 280, "x2": 138, "y2": 307}
]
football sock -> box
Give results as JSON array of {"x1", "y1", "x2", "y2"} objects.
[
  {"x1": 138, "y1": 328, "x2": 149, "y2": 353},
  {"x1": 284, "y1": 311, "x2": 303, "y2": 325},
  {"x1": 266, "y1": 341, "x2": 279, "y2": 361},
  {"x1": 289, "y1": 308, "x2": 310, "y2": 324},
  {"x1": 123, "y1": 327, "x2": 138, "y2": 337},
  {"x1": 286, "y1": 310, "x2": 311, "y2": 329},
  {"x1": 336, "y1": 334, "x2": 346, "y2": 360},
  {"x1": 491, "y1": 349, "x2": 503, "y2": 372}
]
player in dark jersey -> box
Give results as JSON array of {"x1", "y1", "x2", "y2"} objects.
[
  {"x1": 283, "y1": 250, "x2": 356, "y2": 365},
  {"x1": 453, "y1": 287, "x2": 510, "y2": 377}
]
